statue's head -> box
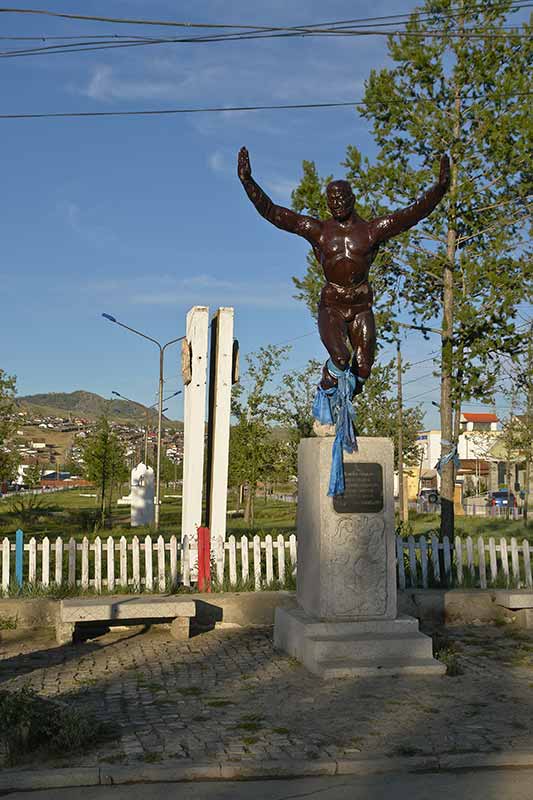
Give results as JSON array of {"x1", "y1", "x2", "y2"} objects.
[{"x1": 326, "y1": 180, "x2": 354, "y2": 221}]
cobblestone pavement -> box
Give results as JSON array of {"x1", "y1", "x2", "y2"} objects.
[{"x1": 2, "y1": 622, "x2": 533, "y2": 767}]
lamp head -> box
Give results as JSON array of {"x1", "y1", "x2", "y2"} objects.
[{"x1": 102, "y1": 313, "x2": 117, "y2": 323}]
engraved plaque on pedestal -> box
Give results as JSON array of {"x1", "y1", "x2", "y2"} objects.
[{"x1": 332, "y1": 463, "x2": 383, "y2": 514}]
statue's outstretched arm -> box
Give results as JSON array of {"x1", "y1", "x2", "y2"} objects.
[
  {"x1": 238, "y1": 146, "x2": 321, "y2": 243},
  {"x1": 369, "y1": 155, "x2": 450, "y2": 244}
]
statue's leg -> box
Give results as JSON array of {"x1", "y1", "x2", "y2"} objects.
[
  {"x1": 348, "y1": 309, "x2": 376, "y2": 396},
  {"x1": 318, "y1": 304, "x2": 350, "y2": 389}
]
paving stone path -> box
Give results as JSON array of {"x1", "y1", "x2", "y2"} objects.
[{"x1": 2, "y1": 622, "x2": 533, "y2": 767}]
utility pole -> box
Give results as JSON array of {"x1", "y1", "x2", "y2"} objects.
[
  {"x1": 523, "y1": 323, "x2": 532, "y2": 527},
  {"x1": 144, "y1": 408, "x2": 149, "y2": 465},
  {"x1": 397, "y1": 340, "x2": 408, "y2": 524}
]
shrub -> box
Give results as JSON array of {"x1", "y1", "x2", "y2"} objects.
[{"x1": 0, "y1": 687, "x2": 114, "y2": 766}]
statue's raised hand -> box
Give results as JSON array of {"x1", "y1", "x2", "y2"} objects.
[
  {"x1": 238, "y1": 146, "x2": 251, "y2": 181},
  {"x1": 439, "y1": 154, "x2": 451, "y2": 188}
]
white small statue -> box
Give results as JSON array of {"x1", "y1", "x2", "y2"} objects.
[{"x1": 130, "y1": 462, "x2": 155, "y2": 527}]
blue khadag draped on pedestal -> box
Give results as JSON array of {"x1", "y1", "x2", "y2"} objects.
[{"x1": 312, "y1": 359, "x2": 358, "y2": 496}]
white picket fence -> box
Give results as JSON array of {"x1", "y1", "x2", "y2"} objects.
[
  {"x1": 3, "y1": 531, "x2": 532, "y2": 594},
  {"x1": 0, "y1": 533, "x2": 297, "y2": 594},
  {"x1": 397, "y1": 534, "x2": 533, "y2": 590}
]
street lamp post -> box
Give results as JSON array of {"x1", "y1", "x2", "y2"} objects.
[{"x1": 103, "y1": 313, "x2": 184, "y2": 529}]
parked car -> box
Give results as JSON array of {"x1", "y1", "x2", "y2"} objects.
[
  {"x1": 419, "y1": 488, "x2": 440, "y2": 505},
  {"x1": 487, "y1": 490, "x2": 517, "y2": 508}
]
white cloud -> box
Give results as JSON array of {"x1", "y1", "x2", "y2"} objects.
[
  {"x1": 87, "y1": 273, "x2": 298, "y2": 311},
  {"x1": 207, "y1": 150, "x2": 227, "y2": 175},
  {"x1": 264, "y1": 176, "x2": 297, "y2": 202},
  {"x1": 82, "y1": 63, "x2": 227, "y2": 103},
  {"x1": 62, "y1": 201, "x2": 117, "y2": 246}
]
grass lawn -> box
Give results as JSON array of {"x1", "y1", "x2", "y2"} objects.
[
  {"x1": 1, "y1": 488, "x2": 529, "y2": 543},
  {"x1": 0, "y1": 489, "x2": 297, "y2": 542},
  {"x1": 403, "y1": 511, "x2": 532, "y2": 541}
]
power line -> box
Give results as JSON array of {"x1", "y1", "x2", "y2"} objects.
[
  {"x1": 0, "y1": 5, "x2": 529, "y2": 58},
  {"x1": 0, "y1": 93, "x2": 531, "y2": 121},
  {"x1": 0, "y1": 4, "x2": 530, "y2": 30},
  {"x1": 0, "y1": 25, "x2": 530, "y2": 58}
]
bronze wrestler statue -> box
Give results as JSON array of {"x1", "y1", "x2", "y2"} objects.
[{"x1": 238, "y1": 146, "x2": 450, "y2": 396}]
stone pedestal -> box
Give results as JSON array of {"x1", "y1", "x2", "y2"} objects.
[{"x1": 274, "y1": 437, "x2": 445, "y2": 677}]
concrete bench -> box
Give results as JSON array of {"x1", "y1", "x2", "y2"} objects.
[
  {"x1": 56, "y1": 595, "x2": 196, "y2": 645},
  {"x1": 493, "y1": 591, "x2": 533, "y2": 628}
]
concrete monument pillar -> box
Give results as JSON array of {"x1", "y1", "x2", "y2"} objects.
[
  {"x1": 205, "y1": 307, "x2": 234, "y2": 543},
  {"x1": 274, "y1": 437, "x2": 445, "y2": 677},
  {"x1": 181, "y1": 306, "x2": 209, "y2": 547}
]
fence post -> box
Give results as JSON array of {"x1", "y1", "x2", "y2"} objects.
[
  {"x1": 396, "y1": 536, "x2": 406, "y2": 590},
  {"x1": 241, "y1": 534, "x2": 249, "y2": 583},
  {"x1": 431, "y1": 534, "x2": 441, "y2": 584},
  {"x1": 228, "y1": 534, "x2": 237, "y2": 587},
  {"x1": 2, "y1": 537, "x2": 10, "y2": 592},
  {"x1": 197, "y1": 527, "x2": 211, "y2": 592},
  {"x1": 15, "y1": 529, "x2": 23, "y2": 588},
  {"x1": 455, "y1": 536, "x2": 463, "y2": 586}
]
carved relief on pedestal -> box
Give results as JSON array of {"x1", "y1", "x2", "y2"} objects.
[{"x1": 326, "y1": 515, "x2": 387, "y2": 618}]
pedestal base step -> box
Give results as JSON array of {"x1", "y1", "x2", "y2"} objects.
[{"x1": 274, "y1": 606, "x2": 445, "y2": 678}]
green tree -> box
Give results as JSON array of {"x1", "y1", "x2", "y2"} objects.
[
  {"x1": 291, "y1": 1, "x2": 531, "y2": 538},
  {"x1": 230, "y1": 346, "x2": 289, "y2": 525},
  {"x1": 268, "y1": 359, "x2": 321, "y2": 476},
  {"x1": 0, "y1": 369, "x2": 17, "y2": 485},
  {"x1": 355, "y1": 361, "x2": 425, "y2": 470},
  {"x1": 24, "y1": 463, "x2": 42, "y2": 489},
  {"x1": 81, "y1": 417, "x2": 128, "y2": 527}
]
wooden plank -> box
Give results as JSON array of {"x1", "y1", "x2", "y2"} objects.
[
  {"x1": 2, "y1": 538, "x2": 10, "y2": 591},
  {"x1": 94, "y1": 536, "x2": 102, "y2": 593},
  {"x1": 68, "y1": 537, "x2": 76, "y2": 586},
  {"x1": 431, "y1": 534, "x2": 440, "y2": 584},
  {"x1": 42, "y1": 537, "x2": 50, "y2": 587},
  {"x1": 277, "y1": 534, "x2": 285, "y2": 584},
  {"x1": 241, "y1": 535, "x2": 249, "y2": 582},
  {"x1": 107, "y1": 536, "x2": 115, "y2": 592},
  {"x1": 157, "y1": 535, "x2": 166, "y2": 592},
  {"x1": 488, "y1": 537, "x2": 498, "y2": 584},
  {"x1": 145, "y1": 535, "x2": 153, "y2": 591},
  {"x1": 443, "y1": 536, "x2": 452, "y2": 584},
  {"x1": 511, "y1": 537, "x2": 520, "y2": 587},
  {"x1": 265, "y1": 535, "x2": 274, "y2": 586},
  {"x1": 181, "y1": 535, "x2": 190, "y2": 588},
  {"x1": 523, "y1": 539, "x2": 533, "y2": 589},
  {"x1": 55, "y1": 537, "x2": 63, "y2": 586},
  {"x1": 289, "y1": 533, "x2": 297, "y2": 572},
  {"x1": 478, "y1": 536, "x2": 487, "y2": 589},
  {"x1": 170, "y1": 535, "x2": 178, "y2": 589},
  {"x1": 253, "y1": 535, "x2": 261, "y2": 591},
  {"x1": 500, "y1": 537, "x2": 510, "y2": 586},
  {"x1": 15, "y1": 529, "x2": 23, "y2": 587},
  {"x1": 419, "y1": 535, "x2": 428, "y2": 589},
  {"x1": 215, "y1": 535, "x2": 224, "y2": 585},
  {"x1": 396, "y1": 536, "x2": 406, "y2": 590},
  {"x1": 454, "y1": 536, "x2": 463, "y2": 586},
  {"x1": 228, "y1": 535, "x2": 237, "y2": 586},
  {"x1": 29, "y1": 537, "x2": 37, "y2": 584},
  {"x1": 81, "y1": 537, "x2": 89, "y2": 590},
  {"x1": 466, "y1": 536, "x2": 475, "y2": 581},
  {"x1": 119, "y1": 536, "x2": 127, "y2": 587},
  {"x1": 132, "y1": 536, "x2": 140, "y2": 590},
  {"x1": 407, "y1": 535, "x2": 417, "y2": 588}
]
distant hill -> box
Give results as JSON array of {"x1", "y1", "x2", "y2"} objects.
[{"x1": 16, "y1": 390, "x2": 182, "y2": 428}]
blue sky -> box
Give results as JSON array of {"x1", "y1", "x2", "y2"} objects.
[{"x1": 0, "y1": 1, "x2": 529, "y2": 426}]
